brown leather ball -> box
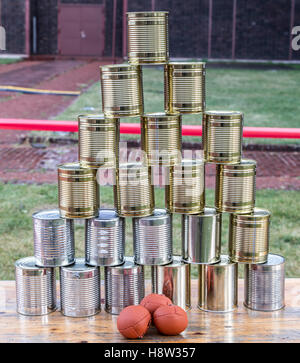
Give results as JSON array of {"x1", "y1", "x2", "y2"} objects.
[
  {"x1": 153, "y1": 305, "x2": 188, "y2": 336},
  {"x1": 140, "y1": 293, "x2": 172, "y2": 315},
  {"x1": 117, "y1": 305, "x2": 151, "y2": 339}
]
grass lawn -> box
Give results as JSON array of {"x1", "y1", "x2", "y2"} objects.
[
  {"x1": 0, "y1": 58, "x2": 21, "y2": 65},
  {"x1": 55, "y1": 65, "x2": 300, "y2": 144},
  {"x1": 0, "y1": 182, "x2": 298, "y2": 280}
]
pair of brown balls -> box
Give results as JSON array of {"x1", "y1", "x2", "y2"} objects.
[{"x1": 117, "y1": 293, "x2": 188, "y2": 339}]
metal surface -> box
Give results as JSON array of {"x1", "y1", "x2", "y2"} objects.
[
  {"x1": 151, "y1": 255, "x2": 191, "y2": 311},
  {"x1": 58, "y1": 162, "x2": 99, "y2": 219},
  {"x1": 244, "y1": 254, "x2": 285, "y2": 311},
  {"x1": 15, "y1": 257, "x2": 56, "y2": 316},
  {"x1": 166, "y1": 159, "x2": 205, "y2": 214},
  {"x1": 78, "y1": 114, "x2": 119, "y2": 169},
  {"x1": 60, "y1": 258, "x2": 101, "y2": 317},
  {"x1": 229, "y1": 208, "x2": 270, "y2": 264},
  {"x1": 85, "y1": 209, "x2": 125, "y2": 267},
  {"x1": 105, "y1": 257, "x2": 145, "y2": 315},
  {"x1": 164, "y1": 62, "x2": 206, "y2": 114},
  {"x1": 198, "y1": 255, "x2": 238, "y2": 312},
  {"x1": 203, "y1": 110, "x2": 243, "y2": 164},
  {"x1": 127, "y1": 11, "x2": 169, "y2": 64},
  {"x1": 114, "y1": 162, "x2": 154, "y2": 217},
  {"x1": 215, "y1": 159, "x2": 256, "y2": 213},
  {"x1": 182, "y1": 207, "x2": 221, "y2": 264},
  {"x1": 141, "y1": 112, "x2": 182, "y2": 166},
  {"x1": 100, "y1": 64, "x2": 144, "y2": 117},
  {"x1": 133, "y1": 208, "x2": 173, "y2": 266},
  {"x1": 33, "y1": 209, "x2": 75, "y2": 267}
]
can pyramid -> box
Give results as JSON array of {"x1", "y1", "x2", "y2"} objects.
[{"x1": 14, "y1": 11, "x2": 285, "y2": 318}]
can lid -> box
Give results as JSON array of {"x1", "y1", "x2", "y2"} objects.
[
  {"x1": 223, "y1": 159, "x2": 256, "y2": 170},
  {"x1": 233, "y1": 207, "x2": 271, "y2": 221},
  {"x1": 100, "y1": 64, "x2": 139, "y2": 73},
  {"x1": 215, "y1": 255, "x2": 236, "y2": 267},
  {"x1": 163, "y1": 255, "x2": 186, "y2": 268},
  {"x1": 57, "y1": 162, "x2": 95, "y2": 175},
  {"x1": 263, "y1": 253, "x2": 285, "y2": 266},
  {"x1": 90, "y1": 209, "x2": 122, "y2": 227},
  {"x1": 134, "y1": 208, "x2": 170, "y2": 226},
  {"x1": 127, "y1": 11, "x2": 169, "y2": 17},
  {"x1": 189, "y1": 207, "x2": 219, "y2": 218},
  {"x1": 61, "y1": 258, "x2": 98, "y2": 273},
  {"x1": 107, "y1": 256, "x2": 140, "y2": 271},
  {"x1": 15, "y1": 256, "x2": 41, "y2": 270},
  {"x1": 32, "y1": 209, "x2": 61, "y2": 221},
  {"x1": 204, "y1": 110, "x2": 243, "y2": 119},
  {"x1": 168, "y1": 62, "x2": 206, "y2": 69},
  {"x1": 78, "y1": 114, "x2": 118, "y2": 123},
  {"x1": 142, "y1": 112, "x2": 181, "y2": 121}
]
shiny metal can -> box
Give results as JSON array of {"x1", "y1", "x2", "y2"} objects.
[
  {"x1": 114, "y1": 162, "x2": 154, "y2": 217},
  {"x1": 60, "y1": 258, "x2": 101, "y2": 317},
  {"x1": 15, "y1": 256, "x2": 56, "y2": 316},
  {"x1": 85, "y1": 209, "x2": 125, "y2": 267},
  {"x1": 141, "y1": 112, "x2": 182, "y2": 166},
  {"x1": 105, "y1": 257, "x2": 145, "y2": 315},
  {"x1": 244, "y1": 254, "x2": 285, "y2": 311},
  {"x1": 58, "y1": 162, "x2": 99, "y2": 219},
  {"x1": 78, "y1": 114, "x2": 119, "y2": 169},
  {"x1": 151, "y1": 255, "x2": 191, "y2": 311},
  {"x1": 215, "y1": 159, "x2": 256, "y2": 213},
  {"x1": 198, "y1": 255, "x2": 238, "y2": 312},
  {"x1": 100, "y1": 64, "x2": 144, "y2": 117},
  {"x1": 166, "y1": 159, "x2": 205, "y2": 214},
  {"x1": 203, "y1": 110, "x2": 243, "y2": 164},
  {"x1": 127, "y1": 11, "x2": 169, "y2": 64},
  {"x1": 133, "y1": 208, "x2": 173, "y2": 266},
  {"x1": 229, "y1": 208, "x2": 270, "y2": 264},
  {"x1": 164, "y1": 62, "x2": 206, "y2": 114},
  {"x1": 182, "y1": 207, "x2": 221, "y2": 264},
  {"x1": 33, "y1": 209, "x2": 75, "y2": 267}
]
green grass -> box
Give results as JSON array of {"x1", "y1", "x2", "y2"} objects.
[
  {"x1": 54, "y1": 65, "x2": 300, "y2": 144},
  {"x1": 0, "y1": 182, "x2": 298, "y2": 280},
  {"x1": 0, "y1": 58, "x2": 21, "y2": 65}
]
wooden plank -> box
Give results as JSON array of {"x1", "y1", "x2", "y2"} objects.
[{"x1": 0, "y1": 279, "x2": 300, "y2": 343}]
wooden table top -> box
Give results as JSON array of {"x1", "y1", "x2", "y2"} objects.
[{"x1": 1, "y1": 279, "x2": 300, "y2": 343}]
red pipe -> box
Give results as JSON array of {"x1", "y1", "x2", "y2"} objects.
[{"x1": 1, "y1": 119, "x2": 300, "y2": 139}]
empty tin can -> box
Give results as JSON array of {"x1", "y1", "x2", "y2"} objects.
[
  {"x1": 229, "y1": 208, "x2": 271, "y2": 264},
  {"x1": 166, "y1": 159, "x2": 205, "y2": 214},
  {"x1": 78, "y1": 114, "x2": 119, "y2": 169},
  {"x1": 100, "y1": 64, "x2": 144, "y2": 117},
  {"x1": 203, "y1": 110, "x2": 243, "y2": 164},
  {"x1": 164, "y1": 62, "x2": 206, "y2": 114},
  {"x1": 198, "y1": 255, "x2": 238, "y2": 312},
  {"x1": 15, "y1": 257, "x2": 56, "y2": 316},
  {"x1": 58, "y1": 162, "x2": 99, "y2": 219},
  {"x1": 60, "y1": 258, "x2": 101, "y2": 317},
  {"x1": 182, "y1": 207, "x2": 221, "y2": 265},
  {"x1": 141, "y1": 112, "x2": 182, "y2": 166},
  {"x1": 85, "y1": 209, "x2": 125, "y2": 267},
  {"x1": 33, "y1": 209, "x2": 75, "y2": 267},
  {"x1": 244, "y1": 254, "x2": 285, "y2": 311},
  {"x1": 127, "y1": 11, "x2": 169, "y2": 64},
  {"x1": 152, "y1": 256, "x2": 191, "y2": 310},
  {"x1": 215, "y1": 159, "x2": 256, "y2": 213},
  {"x1": 105, "y1": 257, "x2": 145, "y2": 315},
  {"x1": 114, "y1": 162, "x2": 154, "y2": 217},
  {"x1": 133, "y1": 208, "x2": 173, "y2": 266}
]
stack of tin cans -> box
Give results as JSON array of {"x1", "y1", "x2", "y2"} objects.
[{"x1": 14, "y1": 10, "x2": 285, "y2": 319}]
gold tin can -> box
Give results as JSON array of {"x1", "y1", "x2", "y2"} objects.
[
  {"x1": 127, "y1": 11, "x2": 169, "y2": 64},
  {"x1": 78, "y1": 114, "x2": 119, "y2": 169},
  {"x1": 166, "y1": 159, "x2": 205, "y2": 214},
  {"x1": 58, "y1": 162, "x2": 99, "y2": 219},
  {"x1": 229, "y1": 208, "x2": 270, "y2": 264},
  {"x1": 164, "y1": 62, "x2": 206, "y2": 114},
  {"x1": 100, "y1": 64, "x2": 144, "y2": 117},
  {"x1": 203, "y1": 111, "x2": 243, "y2": 164},
  {"x1": 215, "y1": 159, "x2": 256, "y2": 214},
  {"x1": 141, "y1": 112, "x2": 182, "y2": 166},
  {"x1": 198, "y1": 255, "x2": 238, "y2": 312},
  {"x1": 114, "y1": 162, "x2": 154, "y2": 217}
]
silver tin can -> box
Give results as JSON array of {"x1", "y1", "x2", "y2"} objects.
[
  {"x1": 182, "y1": 207, "x2": 221, "y2": 264},
  {"x1": 60, "y1": 258, "x2": 100, "y2": 317},
  {"x1": 105, "y1": 257, "x2": 145, "y2": 315},
  {"x1": 85, "y1": 209, "x2": 125, "y2": 267},
  {"x1": 15, "y1": 256, "x2": 56, "y2": 316},
  {"x1": 133, "y1": 208, "x2": 173, "y2": 266},
  {"x1": 33, "y1": 209, "x2": 75, "y2": 267},
  {"x1": 198, "y1": 255, "x2": 238, "y2": 312},
  {"x1": 151, "y1": 255, "x2": 191, "y2": 311},
  {"x1": 244, "y1": 254, "x2": 285, "y2": 311}
]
